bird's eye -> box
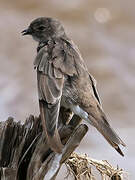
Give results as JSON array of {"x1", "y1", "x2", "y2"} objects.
[{"x1": 38, "y1": 26, "x2": 45, "y2": 31}]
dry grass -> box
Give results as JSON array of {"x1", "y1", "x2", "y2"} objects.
[{"x1": 65, "y1": 152, "x2": 128, "y2": 180}]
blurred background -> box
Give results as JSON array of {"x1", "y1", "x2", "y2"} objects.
[{"x1": 0, "y1": 0, "x2": 134, "y2": 179}]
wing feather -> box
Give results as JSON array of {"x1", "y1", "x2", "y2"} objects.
[
  {"x1": 89, "y1": 74, "x2": 101, "y2": 105},
  {"x1": 36, "y1": 43, "x2": 65, "y2": 153}
]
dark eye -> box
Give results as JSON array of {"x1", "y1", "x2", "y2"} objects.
[{"x1": 38, "y1": 26, "x2": 45, "y2": 31}]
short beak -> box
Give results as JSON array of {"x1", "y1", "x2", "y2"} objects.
[{"x1": 21, "y1": 28, "x2": 32, "y2": 36}]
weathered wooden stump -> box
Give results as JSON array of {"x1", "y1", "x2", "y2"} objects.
[{"x1": 0, "y1": 107, "x2": 88, "y2": 180}]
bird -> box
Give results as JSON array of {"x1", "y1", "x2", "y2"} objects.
[{"x1": 22, "y1": 17, "x2": 126, "y2": 155}]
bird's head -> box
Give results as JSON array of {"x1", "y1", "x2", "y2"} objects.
[{"x1": 22, "y1": 17, "x2": 66, "y2": 43}]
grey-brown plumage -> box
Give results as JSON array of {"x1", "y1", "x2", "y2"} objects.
[{"x1": 22, "y1": 17, "x2": 126, "y2": 155}]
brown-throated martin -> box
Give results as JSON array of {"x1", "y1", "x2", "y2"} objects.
[{"x1": 22, "y1": 17, "x2": 126, "y2": 155}]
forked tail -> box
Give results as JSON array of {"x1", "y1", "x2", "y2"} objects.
[{"x1": 88, "y1": 110, "x2": 126, "y2": 156}]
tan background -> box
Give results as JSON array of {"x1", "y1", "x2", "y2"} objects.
[{"x1": 0, "y1": 0, "x2": 134, "y2": 179}]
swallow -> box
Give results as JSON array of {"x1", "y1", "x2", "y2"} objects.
[{"x1": 22, "y1": 17, "x2": 126, "y2": 155}]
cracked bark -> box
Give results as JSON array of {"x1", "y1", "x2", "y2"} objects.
[{"x1": 0, "y1": 107, "x2": 88, "y2": 180}]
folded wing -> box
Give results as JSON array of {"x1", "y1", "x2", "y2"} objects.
[{"x1": 35, "y1": 44, "x2": 64, "y2": 153}]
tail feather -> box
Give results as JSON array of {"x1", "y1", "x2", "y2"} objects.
[
  {"x1": 39, "y1": 100, "x2": 63, "y2": 153},
  {"x1": 89, "y1": 113, "x2": 126, "y2": 156},
  {"x1": 115, "y1": 146, "x2": 124, "y2": 157},
  {"x1": 98, "y1": 122, "x2": 125, "y2": 156}
]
